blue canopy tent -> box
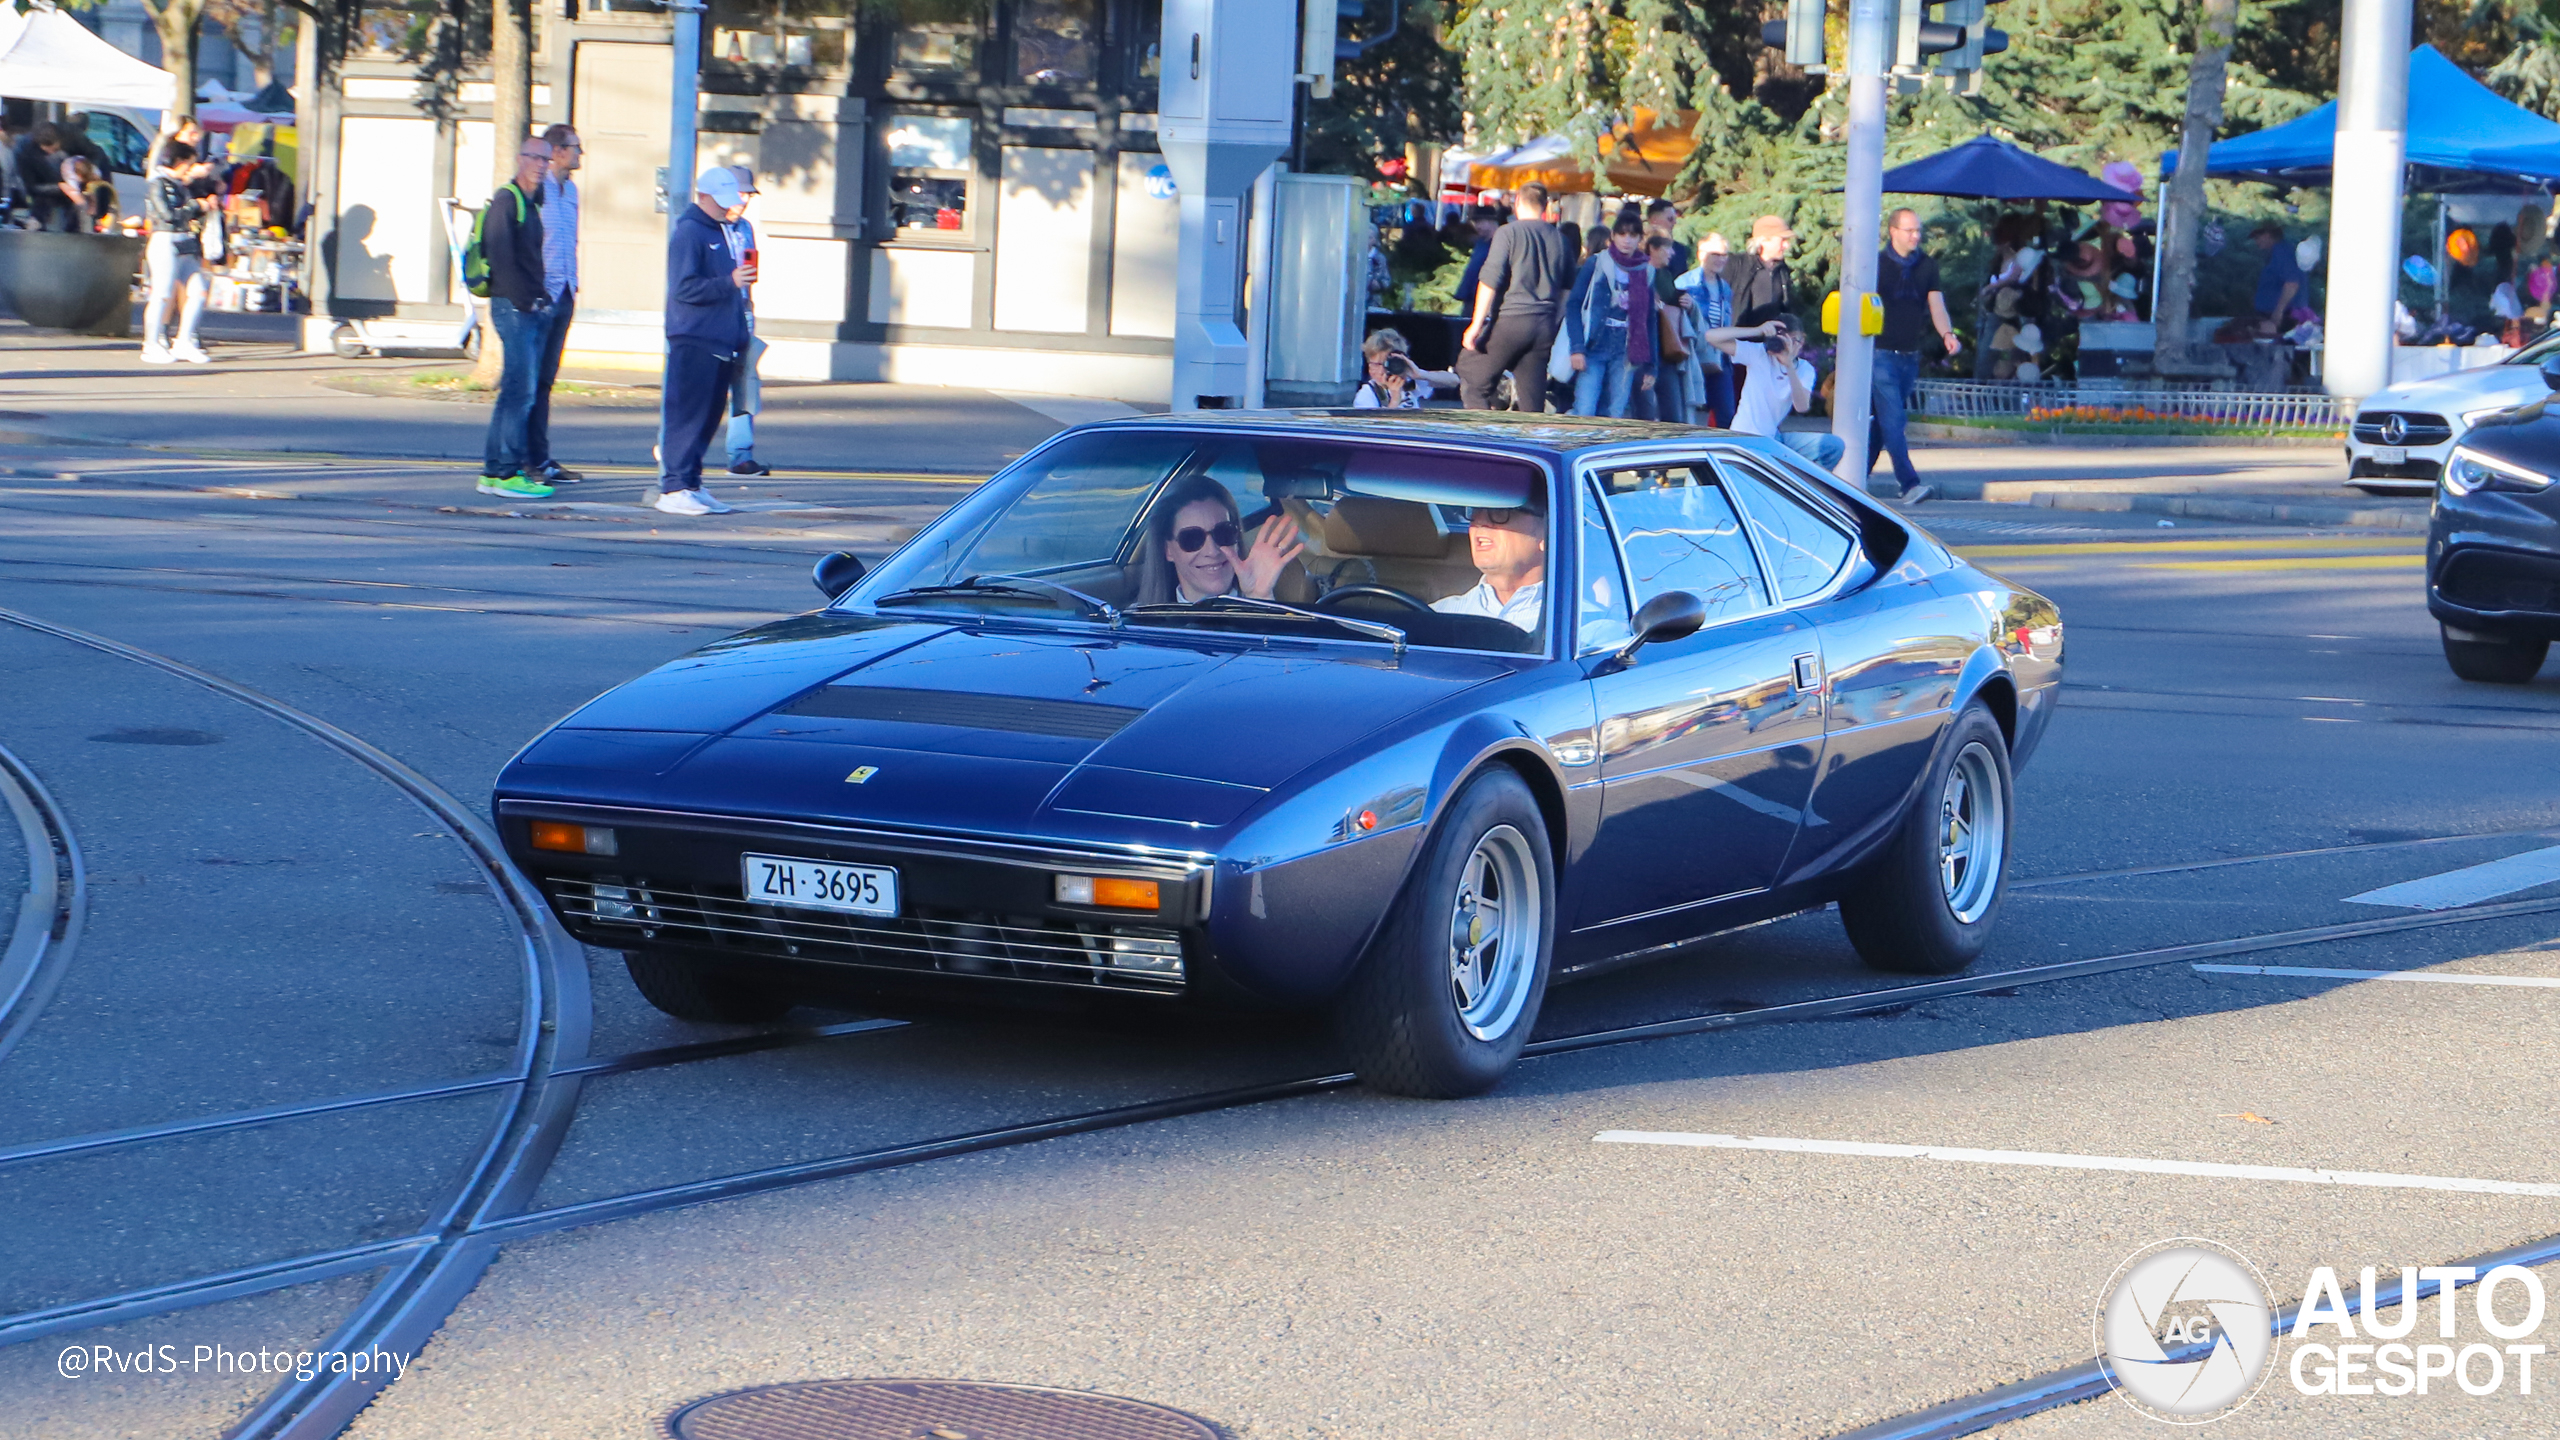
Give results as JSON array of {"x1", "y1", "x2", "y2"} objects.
[
  {"x1": 1880, "y1": 134, "x2": 2129, "y2": 202},
  {"x1": 2162, "y1": 46, "x2": 2560, "y2": 193}
]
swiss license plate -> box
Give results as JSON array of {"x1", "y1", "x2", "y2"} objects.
[
  {"x1": 742, "y1": 853, "x2": 898, "y2": 916},
  {"x1": 2374, "y1": 445, "x2": 2408, "y2": 464}
]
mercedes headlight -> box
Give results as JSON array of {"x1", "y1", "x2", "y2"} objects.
[
  {"x1": 2460, "y1": 404, "x2": 2520, "y2": 428},
  {"x1": 2443, "y1": 446, "x2": 2555, "y2": 496}
]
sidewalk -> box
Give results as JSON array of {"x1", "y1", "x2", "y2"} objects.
[{"x1": 1862, "y1": 442, "x2": 2430, "y2": 531}]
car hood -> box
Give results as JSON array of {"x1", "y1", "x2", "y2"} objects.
[
  {"x1": 509, "y1": 614, "x2": 1513, "y2": 835},
  {"x1": 2366, "y1": 364, "x2": 2551, "y2": 413}
]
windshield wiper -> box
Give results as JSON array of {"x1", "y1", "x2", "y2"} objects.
[
  {"x1": 873, "y1": 575, "x2": 1119, "y2": 622},
  {"x1": 1121, "y1": 596, "x2": 1407, "y2": 653}
]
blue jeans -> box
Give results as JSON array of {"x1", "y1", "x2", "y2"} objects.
[
  {"x1": 1869, "y1": 347, "x2": 1922, "y2": 493},
  {"x1": 1778, "y1": 429, "x2": 1847, "y2": 469},
  {"x1": 1571, "y1": 331, "x2": 1636, "y2": 417},
  {"x1": 482, "y1": 296, "x2": 555, "y2": 478},
  {"x1": 1699, "y1": 363, "x2": 1736, "y2": 428},
  {"x1": 527, "y1": 292, "x2": 573, "y2": 475}
]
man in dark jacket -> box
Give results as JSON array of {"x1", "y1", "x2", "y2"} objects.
[
  {"x1": 1726, "y1": 213, "x2": 1795, "y2": 412},
  {"x1": 477, "y1": 136, "x2": 555, "y2": 499},
  {"x1": 654, "y1": 167, "x2": 754, "y2": 516},
  {"x1": 1456, "y1": 184, "x2": 1576, "y2": 411}
]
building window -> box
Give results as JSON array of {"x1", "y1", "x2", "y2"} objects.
[
  {"x1": 1012, "y1": 0, "x2": 1096, "y2": 88},
  {"x1": 884, "y1": 115, "x2": 973, "y2": 235},
  {"x1": 351, "y1": 0, "x2": 442, "y2": 58},
  {"x1": 1118, "y1": 0, "x2": 1161, "y2": 106},
  {"x1": 890, "y1": 0, "x2": 980, "y2": 79},
  {"x1": 708, "y1": 0, "x2": 853, "y2": 72}
]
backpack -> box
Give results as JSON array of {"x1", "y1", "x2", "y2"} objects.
[{"x1": 462, "y1": 183, "x2": 531, "y2": 298}]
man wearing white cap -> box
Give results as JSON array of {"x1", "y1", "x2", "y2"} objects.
[{"x1": 654, "y1": 165, "x2": 753, "y2": 515}]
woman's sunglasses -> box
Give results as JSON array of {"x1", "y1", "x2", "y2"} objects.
[{"x1": 1174, "y1": 522, "x2": 1242, "y2": 553}]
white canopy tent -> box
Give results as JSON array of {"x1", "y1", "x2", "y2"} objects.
[{"x1": 0, "y1": 5, "x2": 175, "y2": 111}]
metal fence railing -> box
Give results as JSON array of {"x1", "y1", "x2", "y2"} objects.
[{"x1": 1913, "y1": 381, "x2": 2354, "y2": 431}]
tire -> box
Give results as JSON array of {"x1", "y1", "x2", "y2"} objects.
[
  {"x1": 1839, "y1": 704, "x2": 2013, "y2": 977},
  {"x1": 623, "y1": 949, "x2": 795, "y2": 1024},
  {"x1": 329, "y1": 324, "x2": 365, "y2": 360},
  {"x1": 461, "y1": 325, "x2": 484, "y2": 362},
  {"x1": 1333, "y1": 767, "x2": 1555, "y2": 1099},
  {"x1": 2442, "y1": 624, "x2": 2549, "y2": 684}
]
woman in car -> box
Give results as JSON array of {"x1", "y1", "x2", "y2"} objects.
[{"x1": 1133, "y1": 474, "x2": 1306, "y2": 606}]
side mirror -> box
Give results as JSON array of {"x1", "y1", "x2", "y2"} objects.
[
  {"x1": 1604, "y1": 590, "x2": 1707, "y2": 669},
  {"x1": 2540, "y1": 355, "x2": 2560, "y2": 392},
  {"x1": 812, "y1": 551, "x2": 865, "y2": 600}
]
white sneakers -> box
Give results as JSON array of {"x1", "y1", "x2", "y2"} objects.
[
  {"x1": 653, "y1": 488, "x2": 734, "y2": 516},
  {"x1": 141, "y1": 341, "x2": 210, "y2": 364},
  {"x1": 141, "y1": 344, "x2": 174, "y2": 365},
  {"x1": 173, "y1": 343, "x2": 211, "y2": 365}
]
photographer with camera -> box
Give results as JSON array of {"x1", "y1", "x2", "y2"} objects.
[
  {"x1": 1727, "y1": 315, "x2": 1845, "y2": 468},
  {"x1": 1353, "y1": 329, "x2": 1459, "y2": 409}
]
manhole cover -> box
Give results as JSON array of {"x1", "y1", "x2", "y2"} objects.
[{"x1": 665, "y1": 1378, "x2": 1225, "y2": 1440}]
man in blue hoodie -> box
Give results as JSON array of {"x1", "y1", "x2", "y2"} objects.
[{"x1": 655, "y1": 167, "x2": 754, "y2": 516}]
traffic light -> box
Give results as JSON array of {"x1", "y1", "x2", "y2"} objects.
[
  {"x1": 1909, "y1": 0, "x2": 2009, "y2": 88},
  {"x1": 1759, "y1": 0, "x2": 1827, "y2": 70}
]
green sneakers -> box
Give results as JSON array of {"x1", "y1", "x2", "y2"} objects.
[{"x1": 477, "y1": 473, "x2": 558, "y2": 499}]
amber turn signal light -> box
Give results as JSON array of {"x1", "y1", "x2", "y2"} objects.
[
  {"x1": 530, "y1": 821, "x2": 617, "y2": 856},
  {"x1": 1054, "y1": 874, "x2": 1160, "y2": 910}
]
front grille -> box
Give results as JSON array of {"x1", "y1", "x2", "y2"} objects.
[
  {"x1": 2352, "y1": 457, "x2": 2443, "y2": 482},
  {"x1": 777, "y1": 685, "x2": 1143, "y2": 740},
  {"x1": 551, "y1": 877, "x2": 1186, "y2": 993},
  {"x1": 2438, "y1": 548, "x2": 2560, "y2": 616},
  {"x1": 2353, "y1": 410, "x2": 2455, "y2": 447}
]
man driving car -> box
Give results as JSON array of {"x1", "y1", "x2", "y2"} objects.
[{"x1": 1432, "y1": 491, "x2": 1546, "y2": 631}]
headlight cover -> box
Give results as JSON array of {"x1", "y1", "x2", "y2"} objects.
[
  {"x1": 2460, "y1": 404, "x2": 2520, "y2": 427},
  {"x1": 2443, "y1": 445, "x2": 2556, "y2": 496}
]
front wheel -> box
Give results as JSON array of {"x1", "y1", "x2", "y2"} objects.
[
  {"x1": 623, "y1": 949, "x2": 795, "y2": 1024},
  {"x1": 1333, "y1": 767, "x2": 1555, "y2": 1099},
  {"x1": 2442, "y1": 625, "x2": 2549, "y2": 684},
  {"x1": 1839, "y1": 704, "x2": 2013, "y2": 976}
]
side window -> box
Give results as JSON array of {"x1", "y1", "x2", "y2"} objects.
[
  {"x1": 1577, "y1": 478, "x2": 1633, "y2": 654},
  {"x1": 90, "y1": 115, "x2": 149, "y2": 175},
  {"x1": 1592, "y1": 464, "x2": 1771, "y2": 622},
  {"x1": 1722, "y1": 458, "x2": 1855, "y2": 601}
]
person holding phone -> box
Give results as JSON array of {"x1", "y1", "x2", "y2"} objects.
[
  {"x1": 655, "y1": 167, "x2": 753, "y2": 516},
  {"x1": 1726, "y1": 316, "x2": 1845, "y2": 468}
]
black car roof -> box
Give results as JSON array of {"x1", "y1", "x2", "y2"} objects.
[{"x1": 1086, "y1": 408, "x2": 1742, "y2": 462}]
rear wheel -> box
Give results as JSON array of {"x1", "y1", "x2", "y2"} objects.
[
  {"x1": 1333, "y1": 768, "x2": 1555, "y2": 1099},
  {"x1": 329, "y1": 324, "x2": 365, "y2": 360},
  {"x1": 1840, "y1": 704, "x2": 2013, "y2": 977},
  {"x1": 2442, "y1": 624, "x2": 2549, "y2": 684},
  {"x1": 623, "y1": 949, "x2": 795, "y2": 1024}
]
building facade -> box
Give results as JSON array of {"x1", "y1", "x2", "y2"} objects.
[{"x1": 308, "y1": 0, "x2": 1180, "y2": 399}]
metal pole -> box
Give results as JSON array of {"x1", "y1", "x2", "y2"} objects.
[
  {"x1": 1832, "y1": 0, "x2": 1892, "y2": 479},
  {"x1": 2323, "y1": 0, "x2": 2412, "y2": 397},
  {"x1": 667, "y1": 0, "x2": 703, "y2": 237},
  {"x1": 1243, "y1": 162, "x2": 1279, "y2": 408}
]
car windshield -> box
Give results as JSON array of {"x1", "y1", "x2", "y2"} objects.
[
  {"x1": 2512, "y1": 328, "x2": 2560, "y2": 366},
  {"x1": 842, "y1": 429, "x2": 1553, "y2": 654}
]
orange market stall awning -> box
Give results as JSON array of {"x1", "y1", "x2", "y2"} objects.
[{"x1": 1467, "y1": 110, "x2": 1699, "y2": 197}]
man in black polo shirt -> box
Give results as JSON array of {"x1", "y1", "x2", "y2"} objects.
[
  {"x1": 1457, "y1": 183, "x2": 1576, "y2": 411},
  {"x1": 1872, "y1": 208, "x2": 1959, "y2": 504}
]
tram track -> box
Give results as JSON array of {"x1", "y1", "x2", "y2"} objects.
[
  {"x1": 0, "y1": 740, "x2": 82, "y2": 1070},
  {"x1": 7, "y1": 605, "x2": 2560, "y2": 1437}
]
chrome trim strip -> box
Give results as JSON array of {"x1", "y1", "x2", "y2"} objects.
[{"x1": 1571, "y1": 885, "x2": 1768, "y2": 933}]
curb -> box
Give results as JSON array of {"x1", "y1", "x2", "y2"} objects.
[{"x1": 2019, "y1": 489, "x2": 2430, "y2": 531}]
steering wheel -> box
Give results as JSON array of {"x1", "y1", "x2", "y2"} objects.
[{"x1": 1314, "y1": 583, "x2": 1434, "y2": 615}]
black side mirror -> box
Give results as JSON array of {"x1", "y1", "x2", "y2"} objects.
[
  {"x1": 1604, "y1": 590, "x2": 1707, "y2": 669},
  {"x1": 2540, "y1": 355, "x2": 2560, "y2": 392},
  {"x1": 812, "y1": 551, "x2": 865, "y2": 600}
]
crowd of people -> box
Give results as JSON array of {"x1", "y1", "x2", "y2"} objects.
[{"x1": 1422, "y1": 185, "x2": 1954, "y2": 503}]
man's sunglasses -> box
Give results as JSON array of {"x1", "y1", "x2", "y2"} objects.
[
  {"x1": 1465, "y1": 507, "x2": 1536, "y2": 526},
  {"x1": 1174, "y1": 522, "x2": 1242, "y2": 553}
]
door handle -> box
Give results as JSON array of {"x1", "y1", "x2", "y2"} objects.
[{"x1": 1792, "y1": 653, "x2": 1823, "y2": 691}]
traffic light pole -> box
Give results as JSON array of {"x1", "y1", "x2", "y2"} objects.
[
  {"x1": 2323, "y1": 0, "x2": 2412, "y2": 398},
  {"x1": 1831, "y1": 0, "x2": 1893, "y2": 480}
]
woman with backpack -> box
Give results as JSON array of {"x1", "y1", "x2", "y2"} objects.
[{"x1": 142, "y1": 142, "x2": 213, "y2": 365}]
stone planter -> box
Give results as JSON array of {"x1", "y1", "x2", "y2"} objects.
[{"x1": 0, "y1": 230, "x2": 142, "y2": 336}]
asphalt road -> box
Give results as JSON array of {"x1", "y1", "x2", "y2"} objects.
[{"x1": 2, "y1": 440, "x2": 2556, "y2": 1440}]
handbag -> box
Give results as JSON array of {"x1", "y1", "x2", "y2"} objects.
[
  {"x1": 202, "y1": 208, "x2": 226, "y2": 265},
  {"x1": 1657, "y1": 303, "x2": 1691, "y2": 362}
]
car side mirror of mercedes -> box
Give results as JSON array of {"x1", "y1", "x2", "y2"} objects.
[
  {"x1": 812, "y1": 551, "x2": 866, "y2": 600},
  {"x1": 2541, "y1": 355, "x2": 2560, "y2": 392},
  {"x1": 1601, "y1": 590, "x2": 1707, "y2": 670}
]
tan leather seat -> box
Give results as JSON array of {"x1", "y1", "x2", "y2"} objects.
[{"x1": 1316, "y1": 497, "x2": 1480, "y2": 599}]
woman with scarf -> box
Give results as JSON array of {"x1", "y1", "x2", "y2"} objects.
[{"x1": 1564, "y1": 214, "x2": 1656, "y2": 417}]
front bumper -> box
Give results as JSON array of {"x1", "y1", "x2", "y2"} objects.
[
  {"x1": 497, "y1": 800, "x2": 1217, "y2": 998},
  {"x1": 2427, "y1": 544, "x2": 2560, "y2": 641}
]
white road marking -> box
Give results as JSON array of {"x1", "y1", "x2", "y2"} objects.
[
  {"x1": 993, "y1": 391, "x2": 1142, "y2": 427},
  {"x1": 2194, "y1": 963, "x2": 2560, "y2": 989},
  {"x1": 2344, "y1": 844, "x2": 2560, "y2": 910},
  {"x1": 1591, "y1": 1132, "x2": 2560, "y2": 1197}
]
